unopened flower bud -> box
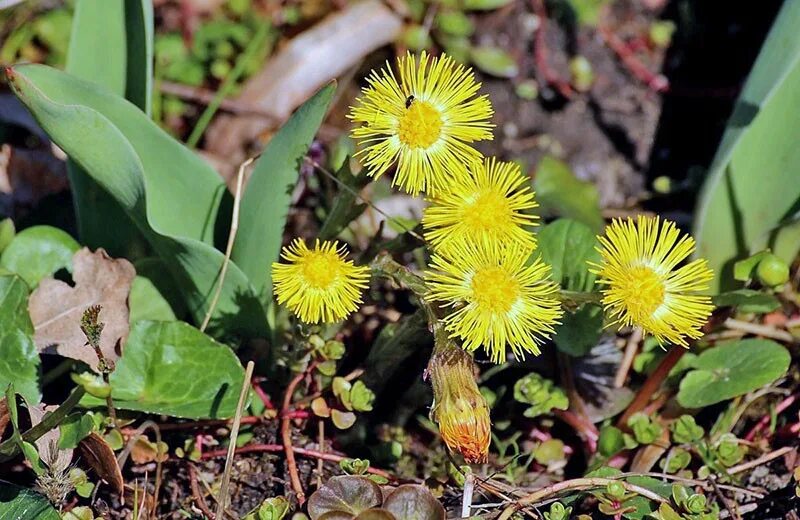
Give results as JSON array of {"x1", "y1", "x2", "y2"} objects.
[{"x1": 428, "y1": 343, "x2": 491, "y2": 463}]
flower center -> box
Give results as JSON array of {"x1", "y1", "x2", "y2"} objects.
[
  {"x1": 301, "y1": 251, "x2": 342, "y2": 289},
  {"x1": 397, "y1": 100, "x2": 443, "y2": 149},
  {"x1": 471, "y1": 266, "x2": 520, "y2": 314},
  {"x1": 621, "y1": 265, "x2": 665, "y2": 319},
  {"x1": 462, "y1": 190, "x2": 513, "y2": 233}
]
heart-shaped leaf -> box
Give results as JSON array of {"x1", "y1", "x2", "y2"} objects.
[
  {"x1": 382, "y1": 485, "x2": 445, "y2": 520},
  {"x1": 678, "y1": 339, "x2": 790, "y2": 408},
  {"x1": 0, "y1": 482, "x2": 60, "y2": 519},
  {"x1": 0, "y1": 226, "x2": 79, "y2": 288},
  {"x1": 0, "y1": 275, "x2": 40, "y2": 404},
  {"x1": 308, "y1": 476, "x2": 383, "y2": 519},
  {"x1": 83, "y1": 321, "x2": 245, "y2": 419}
]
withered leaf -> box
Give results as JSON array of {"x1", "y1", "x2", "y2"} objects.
[
  {"x1": 77, "y1": 431, "x2": 124, "y2": 495},
  {"x1": 29, "y1": 248, "x2": 135, "y2": 371},
  {"x1": 28, "y1": 403, "x2": 73, "y2": 471}
]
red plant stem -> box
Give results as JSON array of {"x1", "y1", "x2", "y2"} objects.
[
  {"x1": 599, "y1": 26, "x2": 669, "y2": 93},
  {"x1": 744, "y1": 394, "x2": 798, "y2": 441},
  {"x1": 617, "y1": 346, "x2": 686, "y2": 429},
  {"x1": 252, "y1": 381, "x2": 276, "y2": 410},
  {"x1": 554, "y1": 409, "x2": 599, "y2": 453},
  {"x1": 282, "y1": 369, "x2": 311, "y2": 505},
  {"x1": 201, "y1": 444, "x2": 394, "y2": 480},
  {"x1": 531, "y1": 0, "x2": 574, "y2": 98}
]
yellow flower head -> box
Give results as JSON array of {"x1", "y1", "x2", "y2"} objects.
[
  {"x1": 429, "y1": 345, "x2": 491, "y2": 463},
  {"x1": 348, "y1": 51, "x2": 494, "y2": 196},
  {"x1": 590, "y1": 216, "x2": 714, "y2": 346},
  {"x1": 272, "y1": 239, "x2": 370, "y2": 324},
  {"x1": 426, "y1": 244, "x2": 563, "y2": 362},
  {"x1": 423, "y1": 157, "x2": 538, "y2": 255}
]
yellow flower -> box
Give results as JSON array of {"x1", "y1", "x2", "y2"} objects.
[
  {"x1": 272, "y1": 239, "x2": 370, "y2": 324},
  {"x1": 423, "y1": 157, "x2": 537, "y2": 255},
  {"x1": 590, "y1": 216, "x2": 714, "y2": 346},
  {"x1": 426, "y1": 244, "x2": 563, "y2": 362},
  {"x1": 348, "y1": 51, "x2": 494, "y2": 195},
  {"x1": 428, "y1": 343, "x2": 491, "y2": 463}
]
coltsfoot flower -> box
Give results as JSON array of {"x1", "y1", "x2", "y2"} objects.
[
  {"x1": 590, "y1": 215, "x2": 714, "y2": 346},
  {"x1": 422, "y1": 157, "x2": 538, "y2": 255},
  {"x1": 426, "y1": 243, "x2": 563, "y2": 362},
  {"x1": 348, "y1": 51, "x2": 494, "y2": 195},
  {"x1": 272, "y1": 239, "x2": 370, "y2": 324},
  {"x1": 428, "y1": 344, "x2": 490, "y2": 463}
]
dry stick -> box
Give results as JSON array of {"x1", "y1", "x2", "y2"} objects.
[
  {"x1": 461, "y1": 473, "x2": 475, "y2": 518},
  {"x1": 215, "y1": 360, "x2": 255, "y2": 519},
  {"x1": 710, "y1": 476, "x2": 741, "y2": 520},
  {"x1": 282, "y1": 369, "x2": 310, "y2": 505},
  {"x1": 189, "y1": 464, "x2": 215, "y2": 520},
  {"x1": 726, "y1": 446, "x2": 795, "y2": 475},
  {"x1": 200, "y1": 157, "x2": 254, "y2": 332},
  {"x1": 496, "y1": 477, "x2": 668, "y2": 520},
  {"x1": 617, "y1": 345, "x2": 686, "y2": 428},
  {"x1": 618, "y1": 472, "x2": 764, "y2": 499},
  {"x1": 615, "y1": 328, "x2": 643, "y2": 388},
  {"x1": 116, "y1": 420, "x2": 164, "y2": 519},
  {"x1": 724, "y1": 318, "x2": 795, "y2": 343}
]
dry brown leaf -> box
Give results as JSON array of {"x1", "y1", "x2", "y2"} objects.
[
  {"x1": 28, "y1": 403, "x2": 73, "y2": 471},
  {"x1": 78, "y1": 431, "x2": 124, "y2": 495},
  {"x1": 130, "y1": 436, "x2": 169, "y2": 465},
  {"x1": 29, "y1": 248, "x2": 135, "y2": 371}
]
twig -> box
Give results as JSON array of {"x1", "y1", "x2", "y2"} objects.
[
  {"x1": 496, "y1": 477, "x2": 668, "y2": 520},
  {"x1": 215, "y1": 361, "x2": 255, "y2": 519},
  {"x1": 531, "y1": 0, "x2": 574, "y2": 98},
  {"x1": 615, "y1": 328, "x2": 642, "y2": 388},
  {"x1": 617, "y1": 472, "x2": 764, "y2": 499},
  {"x1": 189, "y1": 464, "x2": 215, "y2": 520},
  {"x1": 462, "y1": 472, "x2": 475, "y2": 518},
  {"x1": 201, "y1": 157, "x2": 254, "y2": 332},
  {"x1": 726, "y1": 446, "x2": 795, "y2": 475},
  {"x1": 599, "y1": 26, "x2": 669, "y2": 92},
  {"x1": 710, "y1": 475, "x2": 740, "y2": 520},
  {"x1": 617, "y1": 345, "x2": 686, "y2": 428},
  {"x1": 200, "y1": 443, "x2": 395, "y2": 480},
  {"x1": 282, "y1": 368, "x2": 311, "y2": 505},
  {"x1": 744, "y1": 394, "x2": 797, "y2": 441},
  {"x1": 724, "y1": 318, "x2": 795, "y2": 343}
]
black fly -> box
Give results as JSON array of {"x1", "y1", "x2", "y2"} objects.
[{"x1": 405, "y1": 95, "x2": 415, "y2": 108}]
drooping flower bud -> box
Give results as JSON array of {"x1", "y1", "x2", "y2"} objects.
[{"x1": 428, "y1": 341, "x2": 491, "y2": 463}]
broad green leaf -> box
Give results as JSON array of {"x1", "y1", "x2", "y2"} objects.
[
  {"x1": 66, "y1": 0, "x2": 146, "y2": 258},
  {"x1": 124, "y1": 0, "x2": 155, "y2": 115},
  {"x1": 712, "y1": 289, "x2": 781, "y2": 314},
  {"x1": 733, "y1": 250, "x2": 769, "y2": 281},
  {"x1": 0, "y1": 482, "x2": 60, "y2": 520},
  {"x1": 58, "y1": 413, "x2": 95, "y2": 449},
  {"x1": 694, "y1": 0, "x2": 800, "y2": 291},
  {"x1": 469, "y1": 46, "x2": 519, "y2": 78},
  {"x1": 87, "y1": 321, "x2": 246, "y2": 419},
  {"x1": 232, "y1": 83, "x2": 335, "y2": 302},
  {"x1": 129, "y1": 275, "x2": 177, "y2": 323},
  {"x1": 8, "y1": 64, "x2": 267, "y2": 337},
  {"x1": 0, "y1": 226, "x2": 79, "y2": 288},
  {"x1": 536, "y1": 218, "x2": 600, "y2": 291},
  {"x1": 678, "y1": 339, "x2": 790, "y2": 408},
  {"x1": 0, "y1": 276, "x2": 40, "y2": 404},
  {"x1": 534, "y1": 156, "x2": 604, "y2": 232},
  {"x1": 553, "y1": 305, "x2": 602, "y2": 357},
  {"x1": 0, "y1": 219, "x2": 15, "y2": 254}
]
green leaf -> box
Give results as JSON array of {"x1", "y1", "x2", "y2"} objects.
[
  {"x1": 712, "y1": 289, "x2": 781, "y2": 314},
  {"x1": 232, "y1": 83, "x2": 335, "y2": 303},
  {"x1": 129, "y1": 275, "x2": 177, "y2": 323},
  {"x1": 553, "y1": 304, "x2": 602, "y2": 357},
  {"x1": 0, "y1": 276, "x2": 40, "y2": 404},
  {"x1": 513, "y1": 373, "x2": 569, "y2": 418},
  {"x1": 537, "y1": 218, "x2": 600, "y2": 291},
  {"x1": 534, "y1": 156, "x2": 604, "y2": 232},
  {"x1": 85, "y1": 321, "x2": 246, "y2": 419},
  {"x1": 123, "y1": 0, "x2": 155, "y2": 115},
  {"x1": 0, "y1": 482, "x2": 60, "y2": 520},
  {"x1": 694, "y1": 0, "x2": 800, "y2": 291},
  {"x1": 318, "y1": 160, "x2": 370, "y2": 241},
  {"x1": 58, "y1": 413, "x2": 95, "y2": 449},
  {"x1": 0, "y1": 226, "x2": 79, "y2": 288},
  {"x1": 470, "y1": 46, "x2": 519, "y2": 78},
  {"x1": 66, "y1": 0, "x2": 147, "y2": 258},
  {"x1": 463, "y1": 0, "x2": 514, "y2": 11},
  {"x1": 0, "y1": 219, "x2": 15, "y2": 255},
  {"x1": 8, "y1": 64, "x2": 267, "y2": 337},
  {"x1": 733, "y1": 250, "x2": 769, "y2": 281},
  {"x1": 678, "y1": 339, "x2": 790, "y2": 408}
]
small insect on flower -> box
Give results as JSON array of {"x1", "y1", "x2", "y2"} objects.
[
  {"x1": 348, "y1": 51, "x2": 494, "y2": 196},
  {"x1": 422, "y1": 157, "x2": 538, "y2": 255},
  {"x1": 272, "y1": 238, "x2": 370, "y2": 324},
  {"x1": 590, "y1": 215, "x2": 714, "y2": 346},
  {"x1": 426, "y1": 243, "x2": 563, "y2": 363}
]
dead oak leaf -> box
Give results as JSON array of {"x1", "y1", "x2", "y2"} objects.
[{"x1": 29, "y1": 248, "x2": 135, "y2": 371}]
